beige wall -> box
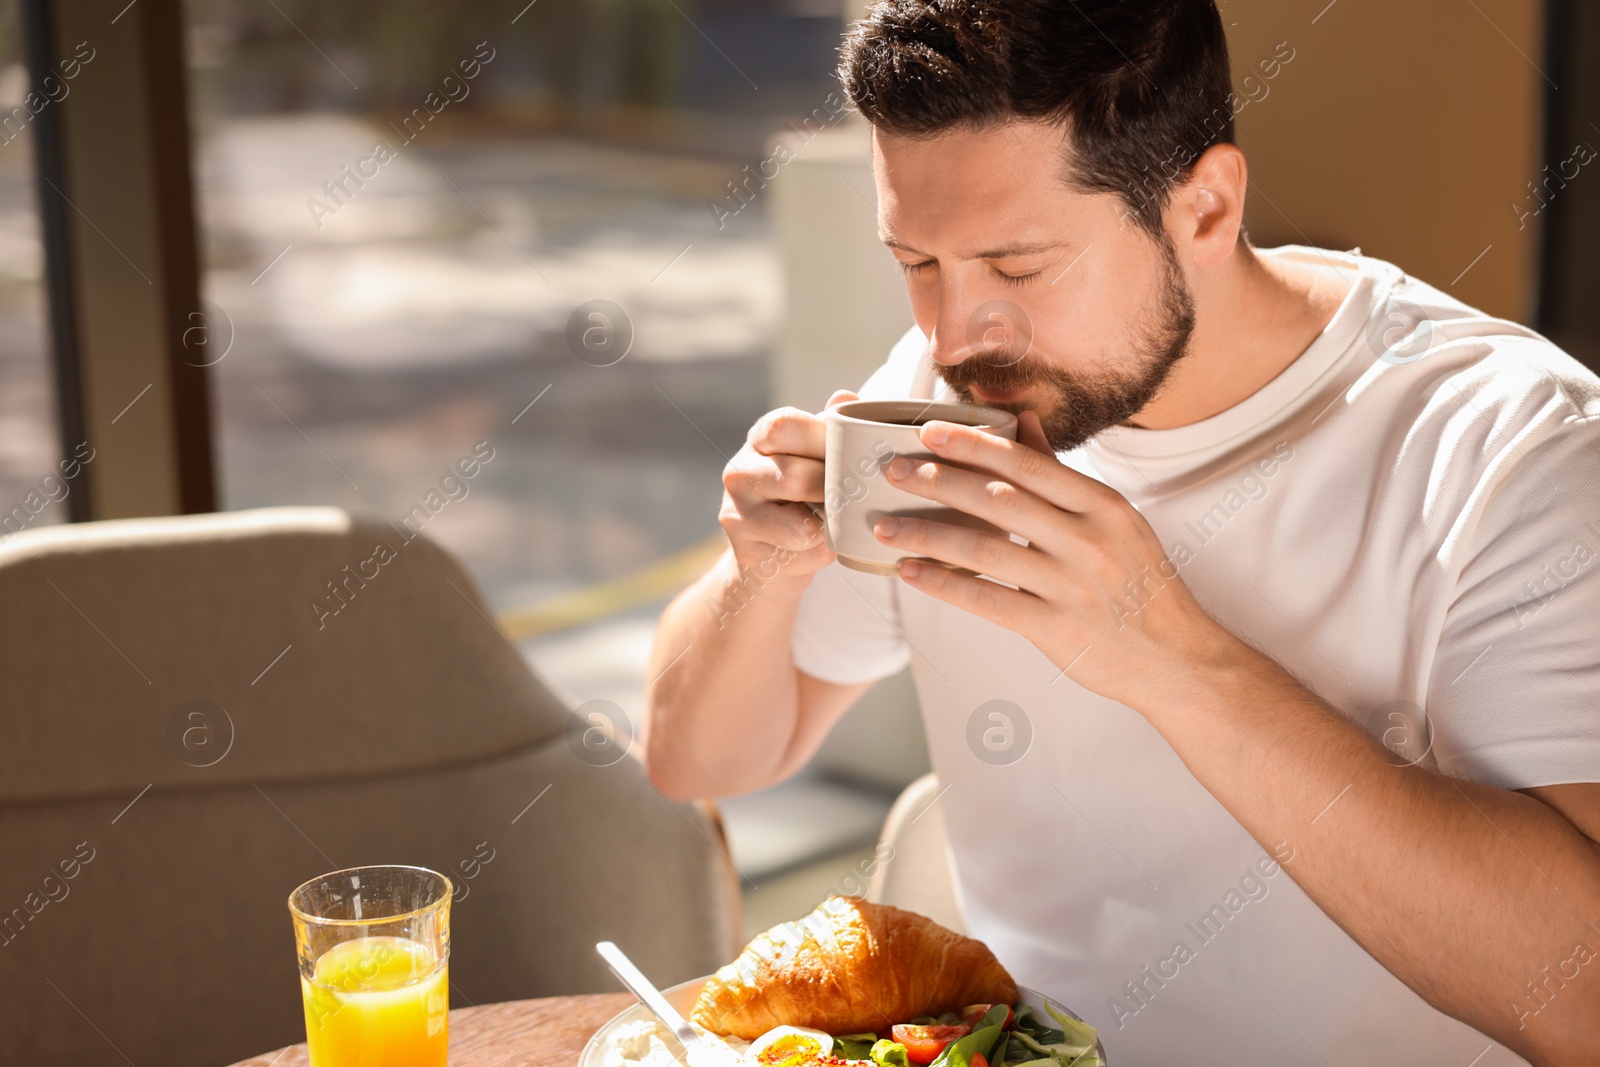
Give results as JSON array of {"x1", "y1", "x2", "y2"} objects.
[
  {"x1": 770, "y1": 123, "x2": 914, "y2": 413},
  {"x1": 1225, "y1": 0, "x2": 1543, "y2": 322}
]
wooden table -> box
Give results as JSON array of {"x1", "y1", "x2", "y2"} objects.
[{"x1": 227, "y1": 992, "x2": 637, "y2": 1066}]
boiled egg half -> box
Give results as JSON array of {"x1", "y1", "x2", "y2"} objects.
[{"x1": 743, "y1": 1025, "x2": 834, "y2": 1066}]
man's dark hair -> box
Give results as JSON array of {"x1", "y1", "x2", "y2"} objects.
[{"x1": 838, "y1": 0, "x2": 1236, "y2": 238}]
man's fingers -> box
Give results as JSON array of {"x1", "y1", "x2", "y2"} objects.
[
  {"x1": 728, "y1": 452, "x2": 825, "y2": 504},
  {"x1": 1018, "y1": 410, "x2": 1053, "y2": 455},
  {"x1": 780, "y1": 538, "x2": 835, "y2": 572},
  {"x1": 884, "y1": 455, "x2": 1071, "y2": 547},
  {"x1": 915, "y1": 420, "x2": 1115, "y2": 514},
  {"x1": 894, "y1": 559, "x2": 1043, "y2": 631},
  {"x1": 746, "y1": 389, "x2": 857, "y2": 460},
  {"x1": 874, "y1": 514, "x2": 1040, "y2": 587},
  {"x1": 761, "y1": 500, "x2": 828, "y2": 551},
  {"x1": 749, "y1": 406, "x2": 826, "y2": 459}
]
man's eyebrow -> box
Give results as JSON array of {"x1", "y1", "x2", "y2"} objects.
[
  {"x1": 877, "y1": 233, "x2": 1066, "y2": 260},
  {"x1": 964, "y1": 240, "x2": 1065, "y2": 259},
  {"x1": 880, "y1": 233, "x2": 924, "y2": 254}
]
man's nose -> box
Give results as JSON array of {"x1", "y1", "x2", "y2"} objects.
[
  {"x1": 928, "y1": 289, "x2": 1030, "y2": 368},
  {"x1": 926, "y1": 279, "x2": 986, "y2": 368}
]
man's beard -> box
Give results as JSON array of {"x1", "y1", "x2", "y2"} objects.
[{"x1": 938, "y1": 238, "x2": 1197, "y2": 452}]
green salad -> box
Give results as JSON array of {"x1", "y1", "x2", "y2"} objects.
[{"x1": 749, "y1": 1000, "x2": 1100, "y2": 1067}]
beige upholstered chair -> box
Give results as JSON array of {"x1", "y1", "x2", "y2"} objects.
[
  {"x1": 866, "y1": 772, "x2": 966, "y2": 932},
  {"x1": 0, "y1": 507, "x2": 738, "y2": 1067}
]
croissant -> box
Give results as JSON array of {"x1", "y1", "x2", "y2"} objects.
[{"x1": 690, "y1": 896, "x2": 1017, "y2": 1039}]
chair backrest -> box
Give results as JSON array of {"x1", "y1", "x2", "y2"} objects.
[
  {"x1": 0, "y1": 507, "x2": 737, "y2": 1067},
  {"x1": 866, "y1": 772, "x2": 966, "y2": 933}
]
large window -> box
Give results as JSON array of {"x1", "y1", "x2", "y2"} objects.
[
  {"x1": 0, "y1": 1, "x2": 61, "y2": 538},
  {"x1": 183, "y1": 0, "x2": 842, "y2": 609}
]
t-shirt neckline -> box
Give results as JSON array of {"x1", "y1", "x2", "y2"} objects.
[{"x1": 1083, "y1": 245, "x2": 1395, "y2": 463}]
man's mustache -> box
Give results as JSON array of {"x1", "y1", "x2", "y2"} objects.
[{"x1": 938, "y1": 349, "x2": 1052, "y2": 393}]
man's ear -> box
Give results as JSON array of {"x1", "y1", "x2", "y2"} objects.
[{"x1": 1173, "y1": 142, "x2": 1248, "y2": 269}]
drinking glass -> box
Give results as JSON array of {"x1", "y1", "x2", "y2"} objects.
[{"x1": 289, "y1": 865, "x2": 452, "y2": 1067}]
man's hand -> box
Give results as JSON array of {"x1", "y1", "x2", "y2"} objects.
[
  {"x1": 717, "y1": 389, "x2": 858, "y2": 584},
  {"x1": 871, "y1": 410, "x2": 1232, "y2": 705},
  {"x1": 877, "y1": 411, "x2": 1600, "y2": 1062},
  {"x1": 644, "y1": 387, "x2": 874, "y2": 801}
]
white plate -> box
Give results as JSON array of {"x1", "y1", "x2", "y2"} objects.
[{"x1": 579, "y1": 977, "x2": 1110, "y2": 1066}]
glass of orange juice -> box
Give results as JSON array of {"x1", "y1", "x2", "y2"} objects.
[{"x1": 289, "y1": 865, "x2": 452, "y2": 1067}]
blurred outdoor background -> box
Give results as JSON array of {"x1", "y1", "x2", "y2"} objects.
[
  {"x1": 0, "y1": 0, "x2": 1594, "y2": 937},
  {"x1": 179, "y1": 0, "x2": 923, "y2": 935}
]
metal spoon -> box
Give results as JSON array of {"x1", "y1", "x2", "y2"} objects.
[{"x1": 596, "y1": 941, "x2": 742, "y2": 1067}]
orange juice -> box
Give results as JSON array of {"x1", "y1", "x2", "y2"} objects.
[{"x1": 300, "y1": 935, "x2": 448, "y2": 1067}]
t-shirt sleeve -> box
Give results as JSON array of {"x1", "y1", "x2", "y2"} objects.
[
  {"x1": 790, "y1": 324, "x2": 927, "y2": 685},
  {"x1": 1426, "y1": 371, "x2": 1600, "y2": 790}
]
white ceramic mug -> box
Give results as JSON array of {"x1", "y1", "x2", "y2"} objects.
[{"x1": 822, "y1": 399, "x2": 1019, "y2": 576}]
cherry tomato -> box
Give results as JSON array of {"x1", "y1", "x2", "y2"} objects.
[
  {"x1": 959, "y1": 1004, "x2": 1014, "y2": 1030},
  {"x1": 973, "y1": 1056, "x2": 989, "y2": 1067},
  {"x1": 890, "y1": 1023, "x2": 971, "y2": 1064}
]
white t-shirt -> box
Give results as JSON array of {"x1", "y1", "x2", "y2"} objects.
[{"x1": 791, "y1": 245, "x2": 1600, "y2": 1066}]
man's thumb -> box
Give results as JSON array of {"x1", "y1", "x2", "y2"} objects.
[
  {"x1": 824, "y1": 389, "x2": 860, "y2": 409},
  {"x1": 1018, "y1": 410, "x2": 1053, "y2": 455}
]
